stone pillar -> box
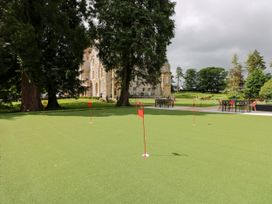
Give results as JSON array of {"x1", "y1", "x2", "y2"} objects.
[{"x1": 160, "y1": 63, "x2": 171, "y2": 97}]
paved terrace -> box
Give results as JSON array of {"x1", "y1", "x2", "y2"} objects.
[{"x1": 146, "y1": 106, "x2": 272, "y2": 117}]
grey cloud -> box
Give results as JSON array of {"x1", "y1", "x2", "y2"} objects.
[{"x1": 167, "y1": 0, "x2": 272, "y2": 73}]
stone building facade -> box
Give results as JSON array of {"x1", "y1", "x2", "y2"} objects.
[{"x1": 79, "y1": 48, "x2": 171, "y2": 99}]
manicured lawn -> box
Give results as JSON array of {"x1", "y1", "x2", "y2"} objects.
[
  {"x1": 132, "y1": 97, "x2": 219, "y2": 107},
  {"x1": 0, "y1": 98, "x2": 115, "y2": 113},
  {"x1": 173, "y1": 91, "x2": 227, "y2": 100},
  {"x1": 1, "y1": 107, "x2": 272, "y2": 204}
]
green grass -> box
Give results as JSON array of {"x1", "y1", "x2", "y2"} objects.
[
  {"x1": 133, "y1": 98, "x2": 219, "y2": 107},
  {"x1": 173, "y1": 91, "x2": 227, "y2": 100},
  {"x1": 1, "y1": 107, "x2": 272, "y2": 204},
  {"x1": 55, "y1": 98, "x2": 115, "y2": 109},
  {"x1": 0, "y1": 98, "x2": 115, "y2": 113}
]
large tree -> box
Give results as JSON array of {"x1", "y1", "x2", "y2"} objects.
[
  {"x1": 175, "y1": 66, "x2": 183, "y2": 92},
  {"x1": 1, "y1": 0, "x2": 44, "y2": 111},
  {"x1": 184, "y1": 68, "x2": 197, "y2": 91},
  {"x1": 1, "y1": 0, "x2": 92, "y2": 111},
  {"x1": 94, "y1": 0, "x2": 175, "y2": 106},
  {"x1": 246, "y1": 49, "x2": 266, "y2": 74},
  {"x1": 226, "y1": 54, "x2": 244, "y2": 97},
  {"x1": 197, "y1": 67, "x2": 227, "y2": 93},
  {"x1": 39, "y1": 0, "x2": 91, "y2": 110}
]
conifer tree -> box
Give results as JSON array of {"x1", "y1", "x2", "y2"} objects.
[
  {"x1": 246, "y1": 49, "x2": 266, "y2": 74},
  {"x1": 226, "y1": 54, "x2": 244, "y2": 97},
  {"x1": 244, "y1": 50, "x2": 267, "y2": 99}
]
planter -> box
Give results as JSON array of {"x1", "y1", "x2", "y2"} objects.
[{"x1": 256, "y1": 104, "x2": 272, "y2": 112}]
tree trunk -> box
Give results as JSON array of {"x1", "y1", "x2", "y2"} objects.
[
  {"x1": 117, "y1": 65, "x2": 131, "y2": 106},
  {"x1": 177, "y1": 77, "x2": 179, "y2": 92},
  {"x1": 21, "y1": 71, "x2": 43, "y2": 112},
  {"x1": 46, "y1": 86, "x2": 60, "y2": 110}
]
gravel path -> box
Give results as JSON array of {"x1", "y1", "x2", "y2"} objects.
[{"x1": 146, "y1": 106, "x2": 272, "y2": 117}]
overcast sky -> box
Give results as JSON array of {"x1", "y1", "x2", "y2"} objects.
[{"x1": 167, "y1": 0, "x2": 272, "y2": 74}]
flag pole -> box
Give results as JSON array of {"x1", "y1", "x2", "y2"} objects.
[
  {"x1": 142, "y1": 110, "x2": 148, "y2": 157},
  {"x1": 138, "y1": 103, "x2": 149, "y2": 158}
]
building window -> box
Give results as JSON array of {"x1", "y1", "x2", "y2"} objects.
[{"x1": 143, "y1": 88, "x2": 145, "y2": 92}]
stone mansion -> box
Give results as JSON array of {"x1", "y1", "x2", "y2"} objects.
[{"x1": 79, "y1": 48, "x2": 171, "y2": 100}]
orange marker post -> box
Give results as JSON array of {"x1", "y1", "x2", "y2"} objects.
[
  {"x1": 87, "y1": 101, "x2": 93, "y2": 124},
  {"x1": 192, "y1": 97, "x2": 197, "y2": 126}
]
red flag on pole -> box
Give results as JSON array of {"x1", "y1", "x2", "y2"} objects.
[
  {"x1": 137, "y1": 109, "x2": 144, "y2": 118},
  {"x1": 137, "y1": 107, "x2": 149, "y2": 158}
]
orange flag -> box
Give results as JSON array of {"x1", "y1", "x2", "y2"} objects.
[{"x1": 138, "y1": 109, "x2": 144, "y2": 118}]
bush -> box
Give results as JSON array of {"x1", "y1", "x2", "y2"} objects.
[
  {"x1": 259, "y1": 79, "x2": 272, "y2": 100},
  {"x1": 244, "y1": 69, "x2": 266, "y2": 99}
]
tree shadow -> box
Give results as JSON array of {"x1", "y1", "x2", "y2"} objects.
[{"x1": 0, "y1": 105, "x2": 221, "y2": 120}]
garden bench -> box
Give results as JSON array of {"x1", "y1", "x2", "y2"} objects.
[
  {"x1": 221, "y1": 99, "x2": 252, "y2": 112},
  {"x1": 155, "y1": 98, "x2": 175, "y2": 108}
]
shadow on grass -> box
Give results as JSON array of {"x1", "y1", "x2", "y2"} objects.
[
  {"x1": 151, "y1": 152, "x2": 189, "y2": 157},
  {"x1": 0, "y1": 105, "x2": 221, "y2": 121}
]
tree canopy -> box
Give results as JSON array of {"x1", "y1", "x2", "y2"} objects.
[
  {"x1": 184, "y1": 69, "x2": 197, "y2": 91},
  {"x1": 197, "y1": 67, "x2": 227, "y2": 93},
  {"x1": 246, "y1": 49, "x2": 266, "y2": 74},
  {"x1": 94, "y1": 0, "x2": 175, "y2": 106},
  {"x1": 244, "y1": 69, "x2": 267, "y2": 99},
  {"x1": 226, "y1": 54, "x2": 244, "y2": 97},
  {"x1": 259, "y1": 79, "x2": 272, "y2": 100}
]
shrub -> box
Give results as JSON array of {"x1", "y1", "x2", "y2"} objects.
[
  {"x1": 244, "y1": 69, "x2": 266, "y2": 99},
  {"x1": 259, "y1": 79, "x2": 272, "y2": 100}
]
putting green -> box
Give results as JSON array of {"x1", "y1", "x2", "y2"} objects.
[{"x1": 1, "y1": 108, "x2": 272, "y2": 204}]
